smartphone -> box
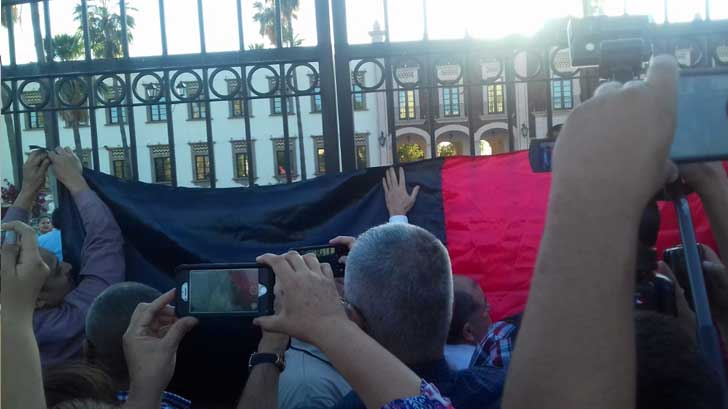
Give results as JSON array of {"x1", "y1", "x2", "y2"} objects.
[
  {"x1": 175, "y1": 263, "x2": 275, "y2": 318},
  {"x1": 670, "y1": 69, "x2": 728, "y2": 163},
  {"x1": 662, "y1": 244, "x2": 706, "y2": 311},
  {"x1": 292, "y1": 245, "x2": 349, "y2": 277},
  {"x1": 529, "y1": 70, "x2": 728, "y2": 172},
  {"x1": 28, "y1": 145, "x2": 48, "y2": 152}
]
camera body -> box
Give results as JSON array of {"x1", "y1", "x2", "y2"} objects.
[
  {"x1": 292, "y1": 244, "x2": 349, "y2": 277},
  {"x1": 663, "y1": 244, "x2": 707, "y2": 311}
]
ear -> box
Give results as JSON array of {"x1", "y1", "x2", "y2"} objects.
[{"x1": 462, "y1": 322, "x2": 476, "y2": 344}]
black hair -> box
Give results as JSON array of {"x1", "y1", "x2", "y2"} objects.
[
  {"x1": 635, "y1": 311, "x2": 722, "y2": 409},
  {"x1": 52, "y1": 207, "x2": 62, "y2": 230},
  {"x1": 85, "y1": 282, "x2": 162, "y2": 383},
  {"x1": 43, "y1": 362, "x2": 117, "y2": 407},
  {"x1": 447, "y1": 289, "x2": 478, "y2": 344}
]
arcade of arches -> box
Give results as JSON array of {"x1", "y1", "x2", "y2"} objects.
[{"x1": 396, "y1": 129, "x2": 509, "y2": 163}]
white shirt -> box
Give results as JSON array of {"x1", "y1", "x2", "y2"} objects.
[
  {"x1": 444, "y1": 343, "x2": 477, "y2": 371},
  {"x1": 278, "y1": 339, "x2": 352, "y2": 409}
]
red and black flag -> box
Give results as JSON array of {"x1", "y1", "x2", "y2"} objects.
[{"x1": 57, "y1": 151, "x2": 721, "y2": 400}]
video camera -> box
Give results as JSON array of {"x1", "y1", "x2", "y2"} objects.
[{"x1": 529, "y1": 14, "x2": 728, "y2": 173}]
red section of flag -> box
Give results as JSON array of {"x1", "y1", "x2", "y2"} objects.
[{"x1": 442, "y1": 153, "x2": 725, "y2": 322}]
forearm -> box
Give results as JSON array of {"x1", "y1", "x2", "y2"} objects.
[
  {"x1": 316, "y1": 320, "x2": 421, "y2": 409},
  {"x1": 74, "y1": 189, "x2": 125, "y2": 285},
  {"x1": 503, "y1": 190, "x2": 639, "y2": 409},
  {"x1": 236, "y1": 365, "x2": 280, "y2": 409},
  {"x1": 2, "y1": 314, "x2": 47, "y2": 409},
  {"x1": 698, "y1": 178, "x2": 728, "y2": 260}
]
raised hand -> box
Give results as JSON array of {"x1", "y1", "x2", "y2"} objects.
[
  {"x1": 123, "y1": 289, "x2": 198, "y2": 407},
  {"x1": 254, "y1": 252, "x2": 348, "y2": 345},
  {"x1": 383, "y1": 167, "x2": 420, "y2": 217},
  {"x1": 551, "y1": 55, "x2": 679, "y2": 218},
  {"x1": 0, "y1": 221, "x2": 51, "y2": 316},
  {"x1": 48, "y1": 147, "x2": 88, "y2": 194}
]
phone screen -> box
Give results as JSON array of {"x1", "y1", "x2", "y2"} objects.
[
  {"x1": 670, "y1": 71, "x2": 728, "y2": 163},
  {"x1": 188, "y1": 268, "x2": 262, "y2": 314}
]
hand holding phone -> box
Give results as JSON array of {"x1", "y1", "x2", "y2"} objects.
[
  {"x1": 292, "y1": 245, "x2": 349, "y2": 277},
  {"x1": 253, "y1": 252, "x2": 349, "y2": 345}
]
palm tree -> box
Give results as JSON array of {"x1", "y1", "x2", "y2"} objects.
[
  {"x1": 74, "y1": 0, "x2": 136, "y2": 178},
  {"x1": 1, "y1": 5, "x2": 21, "y2": 183},
  {"x1": 252, "y1": 0, "x2": 309, "y2": 180},
  {"x1": 53, "y1": 33, "x2": 89, "y2": 161}
]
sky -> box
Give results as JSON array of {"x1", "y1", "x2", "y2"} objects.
[{"x1": 1, "y1": 0, "x2": 727, "y2": 65}]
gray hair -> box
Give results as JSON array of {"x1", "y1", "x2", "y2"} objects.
[{"x1": 345, "y1": 223, "x2": 453, "y2": 364}]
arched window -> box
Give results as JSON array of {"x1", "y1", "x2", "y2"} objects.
[
  {"x1": 437, "y1": 141, "x2": 457, "y2": 157},
  {"x1": 398, "y1": 143, "x2": 425, "y2": 163},
  {"x1": 480, "y1": 139, "x2": 493, "y2": 156}
]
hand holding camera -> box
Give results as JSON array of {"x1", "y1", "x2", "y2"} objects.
[
  {"x1": 552, "y1": 55, "x2": 679, "y2": 219},
  {"x1": 0, "y1": 221, "x2": 51, "y2": 317},
  {"x1": 253, "y1": 252, "x2": 349, "y2": 346}
]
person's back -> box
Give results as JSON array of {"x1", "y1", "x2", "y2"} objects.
[{"x1": 333, "y1": 223, "x2": 505, "y2": 409}]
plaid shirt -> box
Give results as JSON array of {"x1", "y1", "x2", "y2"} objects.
[
  {"x1": 117, "y1": 390, "x2": 191, "y2": 409},
  {"x1": 469, "y1": 320, "x2": 518, "y2": 369}
]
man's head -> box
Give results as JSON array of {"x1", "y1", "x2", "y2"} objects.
[
  {"x1": 635, "y1": 311, "x2": 722, "y2": 409},
  {"x1": 344, "y1": 223, "x2": 453, "y2": 364},
  {"x1": 447, "y1": 275, "x2": 491, "y2": 345},
  {"x1": 36, "y1": 248, "x2": 74, "y2": 309},
  {"x1": 84, "y1": 282, "x2": 162, "y2": 385},
  {"x1": 38, "y1": 215, "x2": 53, "y2": 234}
]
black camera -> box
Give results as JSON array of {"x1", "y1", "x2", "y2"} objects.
[
  {"x1": 633, "y1": 202, "x2": 677, "y2": 316},
  {"x1": 663, "y1": 244, "x2": 707, "y2": 311}
]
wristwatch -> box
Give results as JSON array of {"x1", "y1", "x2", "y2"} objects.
[{"x1": 248, "y1": 351, "x2": 286, "y2": 372}]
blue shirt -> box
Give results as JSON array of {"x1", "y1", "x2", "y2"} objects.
[
  {"x1": 329, "y1": 358, "x2": 505, "y2": 409},
  {"x1": 38, "y1": 229, "x2": 63, "y2": 261}
]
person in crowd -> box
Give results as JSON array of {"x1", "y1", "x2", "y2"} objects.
[
  {"x1": 38, "y1": 213, "x2": 54, "y2": 235},
  {"x1": 278, "y1": 166, "x2": 421, "y2": 409},
  {"x1": 1, "y1": 220, "x2": 51, "y2": 409},
  {"x1": 115, "y1": 256, "x2": 452, "y2": 409},
  {"x1": 2, "y1": 148, "x2": 125, "y2": 367},
  {"x1": 83, "y1": 281, "x2": 194, "y2": 408},
  {"x1": 469, "y1": 312, "x2": 521, "y2": 370},
  {"x1": 84, "y1": 283, "x2": 159, "y2": 385},
  {"x1": 43, "y1": 362, "x2": 118, "y2": 407},
  {"x1": 242, "y1": 223, "x2": 505, "y2": 409},
  {"x1": 39, "y1": 207, "x2": 64, "y2": 261},
  {"x1": 500, "y1": 55, "x2": 725, "y2": 409},
  {"x1": 444, "y1": 275, "x2": 491, "y2": 370}
]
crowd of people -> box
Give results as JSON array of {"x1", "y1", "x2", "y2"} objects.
[{"x1": 2, "y1": 55, "x2": 728, "y2": 409}]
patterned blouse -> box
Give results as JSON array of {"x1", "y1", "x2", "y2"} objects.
[{"x1": 382, "y1": 380, "x2": 455, "y2": 409}]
